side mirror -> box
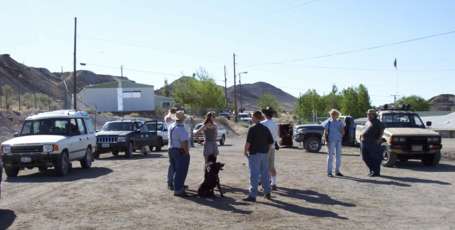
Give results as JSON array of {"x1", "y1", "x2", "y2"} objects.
[
  {"x1": 95, "y1": 130, "x2": 100, "y2": 133},
  {"x1": 14, "y1": 132, "x2": 19, "y2": 137},
  {"x1": 426, "y1": 121, "x2": 432, "y2": 127}
]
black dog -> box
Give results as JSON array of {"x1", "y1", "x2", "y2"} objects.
[{"x1": 198, "y1": 155, "x2": 224, "y2": 197}]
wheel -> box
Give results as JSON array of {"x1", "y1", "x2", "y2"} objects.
[
  {"x1": 112, "y1": 150, "x2": 119, "y2": 156},
  {"x1": 125, "y1": 142, "x2": 133, "y2": 158},
  {"x1": 4, "y1": 166, "x2": 19, "y2": 177},
  {"x1": 304, "y1": 137, "x2": 322, "y2": 153},
  {"x1": 422, "y1": 152, "x2": 441, "y2": 166},
  {"x1": 80, "y1": 147, "x2": 93, "y2": 169},
  {"x1": 38, "y1": 166, "x2": 48, "y2": 173},
  {"x1": 141, "y1": 146, "x2": 148, "y2": 156},
  {"x1": 94, "y1": 152, "x2": 100, "y2": 159},
  {"x1": 219, "y1": 135, "x2": 226, "y2": 146},
  {"x1": 55, "y1": 151, "x2": 70, "y2": 176},
  {"x1": 155, "y1": 138, "x2": 163, "y2": 152},
  {"x1": 382, "y1": 143, "x2": 397, "y2": 167}
]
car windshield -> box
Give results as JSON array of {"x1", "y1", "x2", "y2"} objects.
[
  {"x1": 381, "y1": 113, "x2": 425, "y2": 128},
  {"x1": 146, "y1": 122, "x2": 163, "y2": 131},
  {"x1": 239, "y1": 114, "x2": 250, "y2": 118},
  {"x1": 102, "y1": 122, "x2": 134, "y2": 131},
  {"x1": 21, "y1": 119, "x2": 70, "y2": 136}
]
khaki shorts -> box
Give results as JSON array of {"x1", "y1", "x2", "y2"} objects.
[{"x1": 268, "y1": 148, "x2": 276, "y2": 172}]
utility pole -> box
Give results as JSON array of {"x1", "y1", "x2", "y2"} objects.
[
  {"x1": 73, "y1": 17, "x2": 78, "y2": 111},
  {"x1": 224, "y1": 65, "x2": 228, "y2": 108},
  {"x1": 391, "y1": 94, "x2": 399, "y2": 104},
  {"x1": 233, "y1": 53, "x2": 238, "y2": 121},
  {"x1": 120, "y1": 65, "x2": 124, "y2": 78},
  {"x1": 239, "y1": 73, "x2": 242, "y2": 112}
]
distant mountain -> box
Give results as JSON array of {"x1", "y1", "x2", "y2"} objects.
[
  {"x1": 0, "y1": 54, "x2": 127, "y2": 101},
  {"x1": 156, "y1": 77, "x2": 297, "y2": 111},
  {"x1": 227, "y1": 82, "x2": 297, "y2": 112}
]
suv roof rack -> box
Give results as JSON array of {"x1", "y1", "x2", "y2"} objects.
[{"x1": 377, "y1": 104, "x2": 412, "y2": 111}]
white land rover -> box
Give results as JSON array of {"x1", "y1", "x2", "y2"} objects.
[{"x1": 1, "y1": 110, "x2": 96, "y2": 177}]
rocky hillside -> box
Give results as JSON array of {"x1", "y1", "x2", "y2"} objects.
[
  {"x1": 227, "y1": 82, "x2": 297, "y2": 112},
  {"x1": 0, "y1": 54, "x2": 125, "y2": 101},
  {"x1": 429, "y1": 94, "x2": 455, "y2": 111}
]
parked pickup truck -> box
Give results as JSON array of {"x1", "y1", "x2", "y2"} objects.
[
  {"x1": 144, "y1": 120, "x2": 169, "y2": 152},
  {"x1": 355, "y1": 108, "x2": 442, "y2": 167},
  {"x1": 95, "y1": 120, "x2": 152, "y2": 158},
  {"x1": 1, "y1": 110, "x2": 96, "y2": 177},
  {"x1": 293, "y1": 116, "x2": 357, "y2": 152},
  {"x1": 192, "y1": 123, "x2": 227, "y2": 146}
]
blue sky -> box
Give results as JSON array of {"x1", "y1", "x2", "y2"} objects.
[{"x1": 1, "y1": 0, "x2": 455, "y2": 105}]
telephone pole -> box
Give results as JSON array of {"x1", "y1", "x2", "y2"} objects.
[
  {"x1": 224, "y1": 65, "x2": 228, "y2": 107},
  {"x1": 120, "y1": 65, "x2": 124, "y2": 77},
  {"x1": 233, "y1": 53, "x2": 238, "y2": 121},
  {"x1": 73, "y1": 17, "x2": 78, "y2": 110}
]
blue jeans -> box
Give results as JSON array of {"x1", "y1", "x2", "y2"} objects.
[
  {"x1": 361, "y1": 141, "x2": 382, "y2": 174},
  {"x1": 327, "y1": 140, "x2": 342, "y2": 174},
  {"x1": 248, "y1": 153, "x2": 271, "y2": 198},
  {"x1": 168, "y1": 148, "x2": 190, "y2": 193}
]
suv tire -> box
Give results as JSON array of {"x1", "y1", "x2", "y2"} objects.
[
  {"x1": 220, "y1": 135, "x2": 226, "y2": 146},
  {"x1": 422, "y1": 152, "x2": 441, "y2": 166},
  {"x1": 112, "y1": 150, "x2": 119, "y2": 156},
  {"x1": 55, "y1": 151, "x2": 70, "y2": 176},
  {"x1": 304, "y1": 137, "x2": 322, "y2": 153},
  {"x1": 155, "y1": 138, "x2": 163, "y2": 152},
  {"x1": 80, "y1": 147, "x2": 93, "y2": 169},
  {"x1": 125, "y1": 142, "x2": 133, "y2": 158},
  {"x1": 5, "y1": 166, "x2": 19, "y2": 177},
  {"x1": 39, "y1": 166, "x2": 48, "y2": 173},
  {"x1": 382, "y1": 143, "x2": 397, "y2": 167}
]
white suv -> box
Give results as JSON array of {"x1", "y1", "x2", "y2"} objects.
[{"x1": 1, "y1": 110, "x2": 96, "y2": 177}]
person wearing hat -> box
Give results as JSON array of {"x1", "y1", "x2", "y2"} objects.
[
  {"x1": 323, "y1": 109, "x2": 345, "y2": 177},
  {"x1": 261, "y1": 107, "x2": 279, "y2": 190},
  {"x1": 243, "y1": 111, "x2": 274, "y2": 202},
  {"x1": 360, "y1": 109, "x2": 385, "y2": 177},
  {"x1": 167, "y1": 110, "x2": 191, "y2": 196}
]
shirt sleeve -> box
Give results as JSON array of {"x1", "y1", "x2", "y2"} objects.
[
  {"x1": 266, "y1": 128, "x2": 274, "y2": 145},
  {"x1": 246, "y1": 128, "x2": 253, "y2": 144},
  {"x1": 362, "y1": 121, "x2": 373, "y2": 136},
  {"x1": 178, "y1": 127, "x2": 189, "y2": 142}
]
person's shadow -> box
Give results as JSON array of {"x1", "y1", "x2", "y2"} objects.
[
  {"x1": 276, "y1": 187, "x2": 356, "y2": 207},
  {"x1": 182, "y1": 187, "x2": 252, "y2": 215},
  {"x1": 379, "y1": 175, "x2": 451, "y2": 185},
  {"x1": 338, "y1": 176, "x2": 411, "y2": 187},
  {"x1": 0, "y1": 209, "x2": 16, "y2": 229}
]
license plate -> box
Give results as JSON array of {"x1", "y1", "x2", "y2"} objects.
[
  {"x1": 20, "y1": 157, "x2": 32, "y2": 163},
  {"x1": 412, "y1": 145, "x2": 423, "y2": 152},
  {"x1": 102, "y1": 143, "x2": 110, "y2": 148}
]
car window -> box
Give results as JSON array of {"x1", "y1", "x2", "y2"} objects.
[
  {"x1": 84, "y1": 118, "x2": 96, "y2": 134},
  {"x1": 77, "y1": 118, "x2": 86, "y2": 134},
  {"x1": 141, "y1": 125, "x2": 148, "y2": 132},
  {"x1": 69, "y1": 119, "x2": 80, "y2": 135},
  {"x1": 20, "y1": 119, "x2": 70, "y2": 136},
  {"x1": 102, "y1": 122, "x2": 134, "y2": 131}
]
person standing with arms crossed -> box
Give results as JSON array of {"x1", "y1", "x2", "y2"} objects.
[
  {"x1": 261, "y1": 107, "x2": 279, "y2": 190},
  {"x1": 243, "y1": 111, "x2": 274, "y2": 202},
  {"x1": 323, "y1": 109, "x2": 345, "y2": 177},
  {"x1": 360, "y1": 109, "x2": 385, "y2": 177}
]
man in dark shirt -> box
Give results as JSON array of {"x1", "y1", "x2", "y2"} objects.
[
  {"x1": 360, "y1": 109, "x2": 385, "y2": 177},
  {"x1": 243, "y1": 111, "x2": 274, "y2": 202}
]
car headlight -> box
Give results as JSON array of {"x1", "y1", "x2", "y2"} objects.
[
  {"x1": 43, "y1": 144, "x2": 53, "y2": 153},
  {"x1": 117, "y1": 136, "x2": 126, "y2": 142},
  {"x1": 2, "y1": 145, "x2": 11, "y2": 154},
  {"x1": 427, "y1": 137, "x2": 440, "y2": 143},
  {"x1": 392, "y1": 137, "x2": 406, "y2": 143}
]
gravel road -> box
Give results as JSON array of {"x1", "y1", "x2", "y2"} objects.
[{"x1": 1, "y1": 136, "x2": 455, "y2": 230}]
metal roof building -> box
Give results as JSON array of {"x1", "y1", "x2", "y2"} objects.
[{"x1": 79, "y1": 80, "x2": 155, "y2": 112}]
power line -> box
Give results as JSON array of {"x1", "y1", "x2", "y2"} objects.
[
  {"x1": 243, "y1": 29, "x2": 455, "y2": 68},
  {"x1": 272, "y1": 0, "x2": 323, "y2": 14}
]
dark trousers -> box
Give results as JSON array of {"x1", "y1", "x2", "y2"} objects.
[
  {"x1": 361, "y1": 141, "x2": 382, "y2": 175},
  {"x1": 168, "y1": 148, "x2": 190, "y2": 193}
]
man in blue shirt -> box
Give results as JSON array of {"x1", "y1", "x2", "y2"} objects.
[
  {"x1": 167, "y1": 111, "x2": 191, "y2": 196},
  {"x1": 323, "y1": 109, "x2": 345, "y2": 177}
]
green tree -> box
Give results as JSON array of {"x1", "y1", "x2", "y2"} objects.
[
  {"x1": 357, "y1": 84, "x2": 371, "y2": 115},
  {"x1": 397, "y1": 95, "x2": 430, "y2": 111},
  {"x1": 341, "y1": 87, "x2": 360, "y2": 117},
  {"x1": 295, "y1": 89, "x2": 324, "y2": 122},
  {"x1": 257, "y1": 93, "x2": 281, "y2": 112},
  {"x1": 163, "y1": 79, "x2": 170, "y2": 97},
  {"x1": 321, "y1": 85, "x2": 342, "y2": 112}
]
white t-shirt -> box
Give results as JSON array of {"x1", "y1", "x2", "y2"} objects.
[{"x1": 261, "y1": 119, "x2": 279, "y2": 143}]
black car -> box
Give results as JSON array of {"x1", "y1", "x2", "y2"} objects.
[
  {"x1": 144, "y1": 120, "x2": 168, "y2": 152},
  {"x1": 95, "y1": 120, "x2": 153, "y2": 158}
]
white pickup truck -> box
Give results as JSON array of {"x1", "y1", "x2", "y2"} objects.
[
  {"x1": 1, "y1": 110, "x2": 96, "y2": 177},
  {"x1": 355, "y1": 109, "x2": 442, "y2": 167}
]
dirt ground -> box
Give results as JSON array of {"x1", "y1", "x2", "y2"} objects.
[{"x1": 1, "y1": 136, "x2": 455, "y2": 230}]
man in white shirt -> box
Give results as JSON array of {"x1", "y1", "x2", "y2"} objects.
[{"x1": 261, "y1": 107, "x2": 279, "y2": 190}]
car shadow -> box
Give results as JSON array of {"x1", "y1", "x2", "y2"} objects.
[
  {"x1": 182, "y1": 188, "x2": 252, "y2": 215},
  {"x1": 0, "y1": 209, "x2": 16, "y2": 230},
  {"x1": 222, "y1": 186, "x2": 348, "y2": 219},
  {"x1": 396, "y1": 161, "x2": 455, "y2": 172},
  {"x1": 98, "y1": 153, "x2": 164, "y2": 161},
  {"x1": 338, "y1": 176, "x2": 411, "y2": 187},
  {"x1": 6, "y1": 167, "x2": 113, "y2": 183},
  {"x1": 275, "y1": 187, "x2": 356, "y2": 207}
]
